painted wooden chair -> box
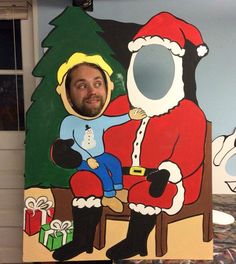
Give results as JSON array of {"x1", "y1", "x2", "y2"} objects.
[{"x1": 93, "y1": 121, "x2": 213, "y2": 257}]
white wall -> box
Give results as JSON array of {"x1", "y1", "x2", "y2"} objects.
[{"x1": 0, "y1": 153, "x2": 24, "y2": 263}]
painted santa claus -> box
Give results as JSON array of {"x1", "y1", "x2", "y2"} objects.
[
  {"x1": 52, "y1": 12, "x2": 209, "y2": 261},
  {"x1": 105, "y1": 12, "x2": 208, "y2": 259}
]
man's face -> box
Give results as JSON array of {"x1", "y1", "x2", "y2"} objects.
[{"x1": 67, "y1": 64, "x2": 107, "y2": 117}]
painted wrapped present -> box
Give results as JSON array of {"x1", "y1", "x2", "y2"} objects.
[
  {"x1": 39, "y1": 220, "x2": 73, "y2": 251},
  {"x1": 23, "y1": 196, "x2": 54, "y2": 236}
]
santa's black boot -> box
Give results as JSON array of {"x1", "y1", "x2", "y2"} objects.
[
  {"x1": 52, "y1": 206, "x2": 102, "y2": 261},
  {"x1": 106, "y1": 210, "x2": 156, "y2": 260}
]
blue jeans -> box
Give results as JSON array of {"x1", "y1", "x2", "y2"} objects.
[{"x1": 77, "y1": 153, "x2": 123, "y2": 197}]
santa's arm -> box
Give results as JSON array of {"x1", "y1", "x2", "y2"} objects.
[
  {"x1": 51, "y1": 138, "x2": 82, "y2": 169},
  {"x1": 105, "y1": 107, "x2": 146, "y2": 129},
  {"x1": 51, "y1": 117, "x2": 89, "y2": 169},
  {"x1": 147, "y1": 101, "x2": 206, "y2": 197},
  {"x1": 159, "y1": 102, "x2": 207, "y2": 184}
]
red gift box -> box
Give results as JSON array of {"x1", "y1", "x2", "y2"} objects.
[{"x1": 23, "y1": 196, "x2": 54, "y2": 236}]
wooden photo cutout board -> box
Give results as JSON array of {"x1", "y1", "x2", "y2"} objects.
[{"x1": 23, "y1": 7, "x2": 213, "y2": 262}]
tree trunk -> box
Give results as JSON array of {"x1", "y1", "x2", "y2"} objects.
[{"x1": 51, "y1": 188, "x2": 74, "y2": 221}]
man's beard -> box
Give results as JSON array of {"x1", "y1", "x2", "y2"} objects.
[{"x1": 74, "y1": 95, "x2": 106, "y2": 117}]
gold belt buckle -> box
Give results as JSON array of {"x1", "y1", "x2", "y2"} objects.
[{"x1": 129, "y1": 166, "x2": 146, "y2": 176}]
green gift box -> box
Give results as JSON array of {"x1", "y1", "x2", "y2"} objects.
[{"x1": 39, "y1": 220, "x2": 73, "y2": 251}]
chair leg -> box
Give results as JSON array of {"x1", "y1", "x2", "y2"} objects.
[
  {"x1": 93, "y1": 210, "x2": 106, "y2": 250},
  {"x1": 203, "y1": 211, "x2": 213, "y2": 242},
  {"x1": 155, "y1": 213, "x2": 168, "y2": 257}
]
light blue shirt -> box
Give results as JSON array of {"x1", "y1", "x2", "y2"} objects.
[{"x1": 60, "y1": 114, "x2": 130, "y2": 160}]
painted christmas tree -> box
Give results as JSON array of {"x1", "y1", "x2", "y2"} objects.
[{"x1": 25, "y1": 7, "x2": 126, "y2": 188}]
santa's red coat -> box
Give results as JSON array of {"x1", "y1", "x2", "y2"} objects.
[{"x1": 70, "y1": 95, "x2": 206, "y2": 214}]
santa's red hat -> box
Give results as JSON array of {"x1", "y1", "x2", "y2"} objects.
[{"x1": 128, "y1": 12, "x2": 208, "y2": 57}]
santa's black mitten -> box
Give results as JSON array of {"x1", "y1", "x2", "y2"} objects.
[
  {"x1": 147, "y1": 169, "x2": 170, "y2": 197},
  {"x1": 51, "y1": 139, "x2": 82, "y2": 169}
]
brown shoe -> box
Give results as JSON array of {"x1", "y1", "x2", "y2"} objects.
[
  {"x1": 101, "y1": 196, "x2": 124, "y2": 213},
  {"x1": 116, "y1": 189, "x2": 128, "y2": 203}
]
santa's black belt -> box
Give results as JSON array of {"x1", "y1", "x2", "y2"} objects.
[{"x1": 122, "y1": 166, "x2": 156, "y2": 176}]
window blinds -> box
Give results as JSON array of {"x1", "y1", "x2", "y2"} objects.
[{"x1": 0, "y1": 1, "x2": 29, "y2": 20}]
